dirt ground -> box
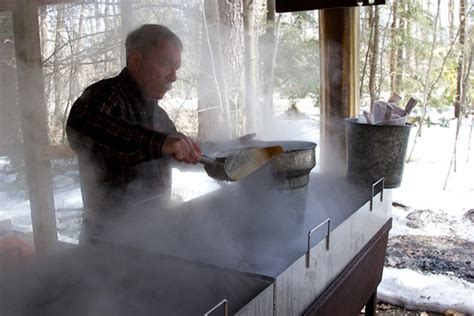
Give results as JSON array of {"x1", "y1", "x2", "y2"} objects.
[
  {"x1": 385, "y1": 235, "x2": 473, "y2": 282},
  {"x1": 359, "y1": 204, "x2": 473, "y2": 316},
  {"x1": 360, "y1": 302, "x2": 456, "y2": 315}
]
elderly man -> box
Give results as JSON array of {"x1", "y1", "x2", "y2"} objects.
[{"x1": 67, "y1": 24, "x2": 201, "y2": 242}]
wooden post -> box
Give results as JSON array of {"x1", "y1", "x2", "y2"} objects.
[
  {"x1": 12, "y1": 0, "x2": 58, "y2": 254},
  {"x1": 319, "y1": 7, "x2": 359, "y2": 174}
]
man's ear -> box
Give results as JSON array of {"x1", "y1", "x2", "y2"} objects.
[{"x1": 127, "y1": 50, "x2": 142, "y2": 72}]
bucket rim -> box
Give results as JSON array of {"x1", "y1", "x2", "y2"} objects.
[{"x1": 345, "y1": 117, "x2": 412, "y2": 128}]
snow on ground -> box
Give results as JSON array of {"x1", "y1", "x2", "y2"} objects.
[
  {"x1": 379, "y1": 267, "x2": 474, "y2": 314},
  {"x1": 379, "y1": 117, "x2": 474, "y2": 313}
]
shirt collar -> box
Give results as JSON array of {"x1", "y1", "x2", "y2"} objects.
[{"x1": 119, "y1": 68, "x2": 148, "y2": 102}]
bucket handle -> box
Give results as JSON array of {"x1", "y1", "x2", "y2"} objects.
[
  {"x1": 370, "y1": 177, "x2": 385, "y2": 211},
  {"x1": 305, "y1": 218, "x2": 331, "y2": 268}
]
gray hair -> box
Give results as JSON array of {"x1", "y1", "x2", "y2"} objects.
[{"x1": 125, "y1": 24, "x2": 183, "y2": 58}]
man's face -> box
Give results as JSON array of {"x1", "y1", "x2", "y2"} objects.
[{"x1": 131, "y1": 40, "x2": 182, "y2": 100}]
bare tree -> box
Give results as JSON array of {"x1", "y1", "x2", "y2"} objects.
[
  {"x1": 197, "y1": 0, "x2": 232, "y2": 141},
  {"x1": 360, "y1": 7, "x2": 375, "y2": 98},
  {"x1": 448, "y1": 0, "x2": 455, "y2": 40},
  {"x1": 407, "y1": 0, "x2": 441, "y2": 161},
  {"x1": 454, "y1": 0, "x2": 466, "y2": 119},
  {"x1": 260, "y1": 0, "x2": 278, "y2": 128},
  {"x1": 243, "y1": 0, "x2": 258, "y2": 134},
  {"x1": 368, "y1": 6, "x2": 380, "y2": 106},
  {"x1": 377, "y1": 4, "x2": 394, "y2": 99},
  {"x1": 219, "y1": 0, "x2": 244, "y2": 137},
  {"x1": 389, "y1": 0, "x2": 399, "y2": 93},
  {"x1": 444, "y1": 0, "x2": 471, "y2": 189},
  {"x1": 395, "y1": 0, "x2": 405, "y2": 92}
]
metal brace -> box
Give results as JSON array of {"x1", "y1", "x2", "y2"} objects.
[
  {"x1": 370, "y1": 177, "x2": 385, "y2": 211},
  {"x1": 306, "y1": 218, "x2": 331, "y2": 268},
  {"x1": 204, "y1": 299, "x2": 228, "y2": 316}
]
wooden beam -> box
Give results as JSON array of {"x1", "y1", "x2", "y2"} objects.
[
  {"x1": 319, "y1": 8, "x2": 360, "y2": 174},
  {"x1": 0, "y1": 144, "x2": 24, "y2": 157},
  {"x1": 0, "y1": 0, "x2": 15, "y2": 11},
  {"x1": 37, "y1": 145, "x2": 76, "y2": 161},
  {"x1": 1, "y1": 144, "x2": 76, "y2": 160},
  {"x1": 12, "y1": 0, "x2": 58, "y2": 255}
]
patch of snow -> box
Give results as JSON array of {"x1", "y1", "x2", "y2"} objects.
[
  {"x1": 378, "y1": 267, "x2": 474, "y2": 314},
  {"x1": 390, "y1": 124, "x2": 474, "y2": 243},
  {"x1": 58, "y1": 233, "x2": 79, "y2": 245},
  {"x1": 54, "y1": 187, "x2": 83, "y2": 210},
  {"x1": 383, "y1": 120, "x2": 474, "y2": 310},
  {"x1": 0, "y1": 192, "x2": 31, "y2": 226}
]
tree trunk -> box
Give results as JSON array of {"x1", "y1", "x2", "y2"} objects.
[
  {"x1": 368, "y1": 6, "x2": 379, "y2": 106},
  {"x1": 243, "y1": 0, "x2": 258, "y2": 134},
  {"x1": 405, "y1": 0, "x2": 413, "y2": 71},
  {"x1": 395, "y1": 0, "x2": 405, "y2": 93},
  {"x1": 454, "y1": 0, "x2": 466, "y2": 119},
  {"x1": 52, "y1": 4, "x2": 65, "y2": 129},
  {"x1": 61, "y1": 4, "x2": 85, "y2": 145},
  {"x1": 448, "y1": 0, "x2": 455, "y2": 40},
  {"x1": 219, "y1": 0, "x2": 244, "y2": 137},
  {"x1": 197, "y1": 0, "x2": 232, "y2": 141},
  {"x1": 260, "y1": 0, "x2": 277, "y2": 128},
  {"x1": 444, "y1": 44, "x2": 471, "y2": 189},
  {"x1": 389, "y1": 0, "x2": 398, "y2": 93},
  {"x1": 407, "y1": 0, "x2": 441, "y2": 161},
  {"x1": 360, "y1": 6, "x2": 374, "y2": 98},
  {"x1": 377, "y1": 4, "x2": 393, "y2": 99}
]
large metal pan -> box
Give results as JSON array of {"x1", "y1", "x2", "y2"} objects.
[
  {"x1": 266, "y1": 141, "x2": 317, "y2": 188},
  {"x1": 204, "y1": 140, "x2": 317, "y2": 188},
  {"x1": 200, "y1": 146, "x2": 284, "y2": 182}
]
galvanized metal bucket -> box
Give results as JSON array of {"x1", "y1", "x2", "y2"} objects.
[{"x1": 345, "y1": 118, "x2": 412, "y2": 188}]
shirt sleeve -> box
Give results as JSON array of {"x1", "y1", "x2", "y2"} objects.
[{"x1": 66, "y1": 86, "x2": 168, "y2": 166}]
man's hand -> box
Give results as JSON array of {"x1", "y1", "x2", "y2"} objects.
[{"x1": 162, "y1": 135, "x2": 202, "y2": 164}]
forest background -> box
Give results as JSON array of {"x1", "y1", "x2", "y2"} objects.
[{"x1": 0, "y1": 0, "x2": 472, "y2": 152}]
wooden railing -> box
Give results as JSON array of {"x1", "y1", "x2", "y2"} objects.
[{"x1": 0, "y1": 144, "x2": 76, "y2": 161}]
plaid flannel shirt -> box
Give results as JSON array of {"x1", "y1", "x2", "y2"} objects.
[{"x1": 67, "y1": 68, "x2": 179, "y2": 223}]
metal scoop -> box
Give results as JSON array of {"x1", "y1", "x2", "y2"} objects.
[{"x1": 199, "y1": 146, "x2": 284, "y2": 181}]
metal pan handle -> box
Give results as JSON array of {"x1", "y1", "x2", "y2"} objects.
[
  {"x1": 204, "y1": 299, "x2": 228, "y2": 316},
  {"x1": 306, "y1": 218, "x2": 331, "y2": 268},
  {"x1": 370, "y1": 177, "x2": 385, "y2": 211},
  {"x1": 199, "y1": 155, "x2": 218, "y2": 166}
]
